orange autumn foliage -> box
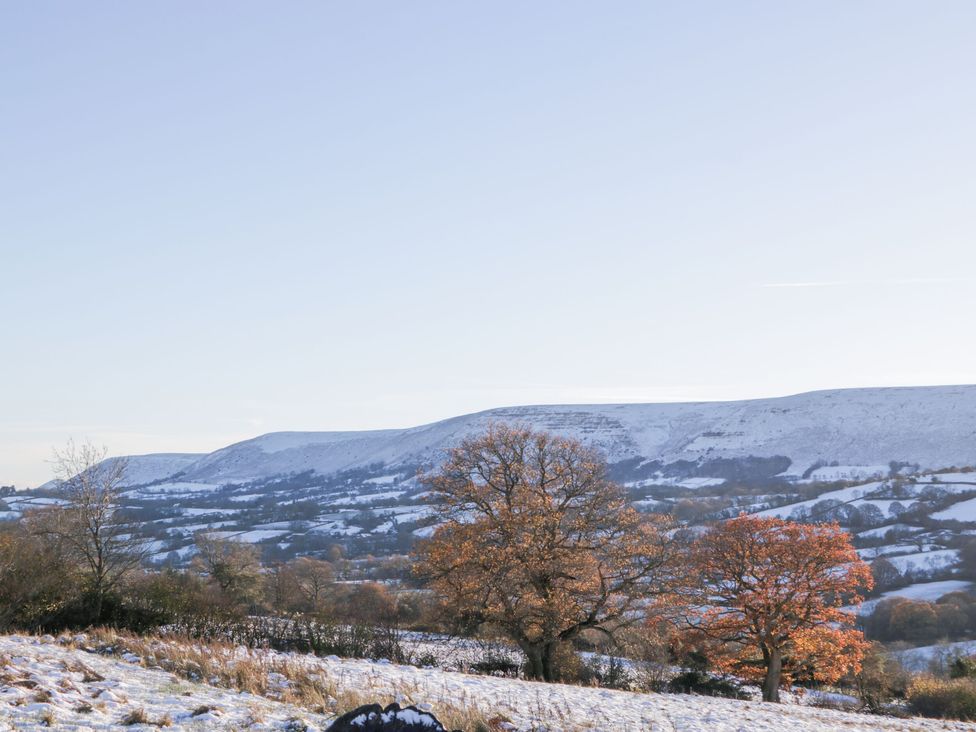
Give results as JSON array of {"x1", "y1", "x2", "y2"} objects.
[
  {"x1": 679, "y1": 514, "x2": 872, "y2": 701},
  {"x1": 414, "y1": 424, "x2": 677, "y2": 682}
]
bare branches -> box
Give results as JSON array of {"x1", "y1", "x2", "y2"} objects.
[
  {"x1": 414, "y1": 424, "x2": 678, "y2": 682},
  {"x1": 27, "y1": 440, "x2": 148, "y2": 619}
]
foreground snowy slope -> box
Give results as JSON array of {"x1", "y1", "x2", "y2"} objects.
[
  {"x1": 0, "y1": 635, "x2": 332, "y2": 730},
  {"x1": 1, "y1": 634, "x2": 973, "y2": 731}
]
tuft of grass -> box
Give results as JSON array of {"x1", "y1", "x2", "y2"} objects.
[
  {"x1": 119, "y1": 707, "x2": 172, "y2": 727},
  {"x1": 121, "y1": 708, "x2": 150, "y2": 726},
  {"x1": 67, "y1": 660, "x2": 105, "y2": 683}
]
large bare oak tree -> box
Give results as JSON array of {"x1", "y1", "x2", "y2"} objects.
[{"x1": 414, "y1": 424, "x2": 677, "y2": 681}]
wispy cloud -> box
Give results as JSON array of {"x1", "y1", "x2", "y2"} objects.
[
  {"x1": 762, "y1": 277, "x2": 973, "y2": 289},
  {"x1": 762, "y1": 280, "x2": 853, "y2": 289}
]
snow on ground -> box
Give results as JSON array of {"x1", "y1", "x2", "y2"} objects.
[
  {"x1": 674, "y1": 477, "x2": 726, "y2": 489},
  {"x1": 364, "y1": 475, "x2": 401, "y2": 485},
  {"x1": 125, "y1": 482, "x2": 223, "y2": 496},
  {"x1": 4, "y1": 496, "x2": 68, "y2": 509},
  {"x1": 229, "y1": 530, "x2": 291, "y2": 543},
  {"x1": 180, "y1": 507, "x2": 242, "y2": 517},
  {"x1": 330, "y1": 491, "x2": 406, "y2": 505},
  {"x1": 891, "y1": 640, "x2": 976, "y2": 673},
  {"x1": 0, "y1": 635, "x2": 332, "y2": 730},
  {"x1": 149, "y1": 544, "x2": 197, "y2": 564},
  {"x1": 856, "y1": 580, "x2": 973, "y2": 614},
  {"x1": 1, "y1": 634, "x2": 973, "y2": 732},
  {"x1": 857, "y1": 543, "x2": 941, "y2": 560},
  {"x1": 933, "y1": 497, "x2": 976, "y2": 522},
  {"x1": 627, "y1": 476, "x2": 726, "y2": 490},
  {"x1": 752, "y1": 482, "x2": 888, "y2": 519},
  {"x1": 388, "y1": 507, "x2": 433, "y2": 522},
  {"x1": 170, "y1": 521, "x2": 237, "y2": 534},
  {"x1": 855, "y1": 524, "x2": 920, "y2": 539},
  {"x1": 884, "y1": 549, "x2": 959, "y2": 573},
  {"x1": 805, "y1": 465, "x2": 889, "y2": 482}
]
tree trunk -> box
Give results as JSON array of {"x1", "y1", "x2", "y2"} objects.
[
  {"x1": 541, "y1": 642, "x2": 556, "y2": 682},
  {"x1": 91, "y1": 574, "x2": 105, "y2": 625},
  {"x1": 762, "y1": 648, "x2": 782, "y2": 702},
  {"x1": 523, "y1": 645, "x2": 545, "y2": 680}
]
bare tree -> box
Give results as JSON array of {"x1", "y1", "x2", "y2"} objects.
[
  {"x1": 414, "y1": 424, "x2": 678, "y2": 681},
  {"x1": 28, "y1": 441, "x2": 148, "y2": 621},
  {"x1": 193, "y1": 533, "x2": 262, "y2": 608},
  {"x1": 290, "y1": 556, "x2": 335, "y2": 612}
]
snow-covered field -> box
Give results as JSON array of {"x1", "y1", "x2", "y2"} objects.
[
  {"x1": 884, "y1": 549, "x2": 960, "y2": 574},
  {"x1": 855, "y1": 579, "x2": 973, "y2": 614},
  {"x1": 1, "y1": 634, "x2": 975, "y2": 731},
  {"x1": 891, "y1": 640, "x2": 976, "y2": 673},
  {"x1": 933, "y1": 497, "x2": 976, "y2": 522}
]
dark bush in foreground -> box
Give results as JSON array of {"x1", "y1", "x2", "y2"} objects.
[
  {"x1": 907, "y1": 676, "x2": 976, "y2": 721},
  {"x1": 326, "y1": 703, "x2": 459, "y2": 732},
  {"x1": 667, "y1": 670, "x2": 748, "y2": 699}
]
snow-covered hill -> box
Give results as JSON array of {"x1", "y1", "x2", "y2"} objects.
[
  {"x1": 132, "y1": 385, "x2": 976, "y2": 485},
  {"x1": 113, "y1": 453, "x2": 206, "y2": 487},
  {"x1": 10, "y1": 385, "x2": 976, "y2": 575}
]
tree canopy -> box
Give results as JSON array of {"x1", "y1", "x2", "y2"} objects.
[
  {"x1": 678, "y1": 514, "x2": 872, "y2": 701},
  {"x1": 414, "y1": 424, "x2": 677, "y2": 681}
]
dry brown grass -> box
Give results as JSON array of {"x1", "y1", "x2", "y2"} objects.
[
  {"x1": 119, "y1": 707, "x2": 172, "y2": 727},
  {"x1": 71, "y1": 628, "x2": 493, "y2": 731},
  {"x1": 120, "y1": 708, "x2": 149, "y2": 725},
  {"x1": 65, "y1": 659, "x2": 105, "y2": 682}
]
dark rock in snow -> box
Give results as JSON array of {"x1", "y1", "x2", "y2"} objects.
[{"x1": 326, "y1": 702, "x2": 460, "y2": 732}]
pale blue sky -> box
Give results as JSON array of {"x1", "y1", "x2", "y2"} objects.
[{"x1": 2, "y1": 2, "x2": 975, "y2": 486}]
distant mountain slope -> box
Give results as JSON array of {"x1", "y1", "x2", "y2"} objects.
[
  {"x1": 142, "y1": 385, "x2": 976, "y2": 484},
  {"x1": 115, "y1": 453, "x2": 205, "y2": 487},
  {"x1": 40, "y1": 453, "x2": 206, "y2": 489},
  {"x1": 15, "y1": 385, "x2": 975, "y2": 571}
]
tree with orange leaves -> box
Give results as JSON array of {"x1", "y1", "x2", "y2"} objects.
[
  {"x1": 414, "y1": 424, "x2": 677, "y2": 681},
  {"x1": 678, "y1": 514, "x2": 872, "y2": 702}
]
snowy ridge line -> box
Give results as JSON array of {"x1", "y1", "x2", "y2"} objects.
[{"x1": 90, "y1": 385, "x2": 976, "y2": 486}]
